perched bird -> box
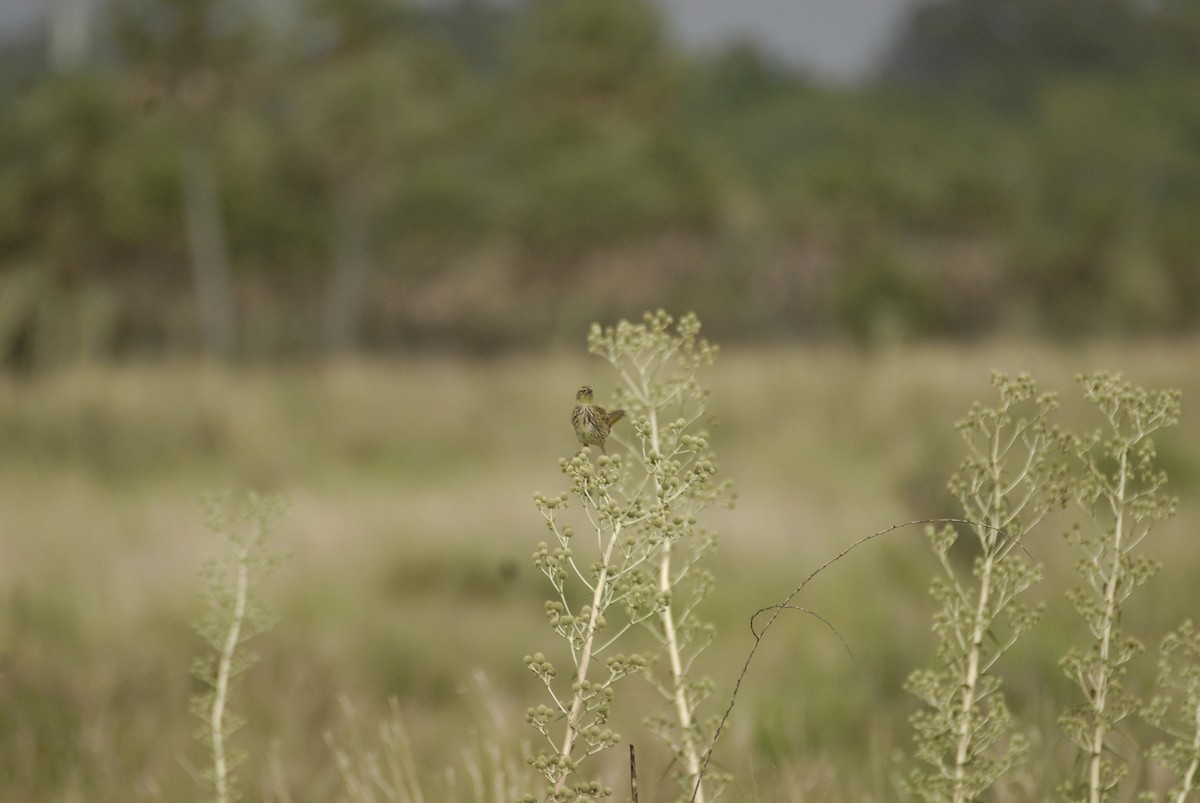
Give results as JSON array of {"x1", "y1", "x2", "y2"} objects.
[{"x1": 572, "y1": 385, "x2": 625, "y2": 454}]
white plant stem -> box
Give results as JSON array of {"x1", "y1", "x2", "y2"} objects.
[
  {"x1": 1176, "y1": 702, "x2": 1200, "y2": 803},
  {"x1": 211, "y1": 543, "x2": 250, "y2": 803},
  {"x1": 648, "y1": 401, "x2": 706, "y2": 803},
  {"x1": 952, "y1": 428, "x2": 1005, "y2": 802},
  {"x1": 554, "y1": 522, "x2": 622, "y2": 792},
  {"x1": 1087, "y1": 445, "x2": 1128, "y2": 803}
]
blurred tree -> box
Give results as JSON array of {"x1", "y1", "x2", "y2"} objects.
[
  {"x1": 0, "y1": 0, "x2": 1196, "y2": 361},
  {"x1": 831, "y1": 245, "x2": 947, "y2": 345},
  {"x1": 510, "y1": 0, "x2": 675, "y2": 119},
  {"x1": 880, "y1": 0, "x2": 1172, "y2": 108},
  {"x1": 286, "y1": 0, "x2": 479, "y2": 352},
  {"x1": 1009, "y1": 75, "x2": 1200, "y2": 334},
  {"x1": 0, "y1": 75, "x2": 128, "y2": 367},
  {"x1": 115, "y1": 0, "x2": 266, "y2": 357},
  {"x1": 501, "y1": 0, "x2": 715, "y2": 259}
]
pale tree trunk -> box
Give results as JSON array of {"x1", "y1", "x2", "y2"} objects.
[
  {"x1": 48, "y1": 0, "x2": 91, "y2": 72},
  {"x1": 322, "y1": 178, "x2": 374, "y2": 353},
  {"x1": 181, "y1": 136, "x2": 237, "y2": 357}
]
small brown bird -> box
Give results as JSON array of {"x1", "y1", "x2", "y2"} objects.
[{"x1": 572, "y1": 385, "x2": 625, "y2": 454}]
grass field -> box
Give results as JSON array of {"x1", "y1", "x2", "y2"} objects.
[{"x1": 1, "y1": 339, "x2": 1198, "y2": 802}]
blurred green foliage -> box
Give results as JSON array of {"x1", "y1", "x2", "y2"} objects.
[{"x1": 1, "y1": 0, "x2": 1199, "y2": 364}]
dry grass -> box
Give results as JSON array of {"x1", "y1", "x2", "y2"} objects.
[{"x1": 1, "y1": 339, "x2": 1197, "y2": 801}]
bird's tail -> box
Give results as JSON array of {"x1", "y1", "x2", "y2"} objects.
[{"x1": 607, "y1": 409, "x2": 626, "y2": 426}]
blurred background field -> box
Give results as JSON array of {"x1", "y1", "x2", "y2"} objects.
[
  {"x1": 2, "y1": 344, "x2": 1198, "y2": 801},
  {"x1": 2, "y1": 0, "x2": 1200, "y2": 799}
]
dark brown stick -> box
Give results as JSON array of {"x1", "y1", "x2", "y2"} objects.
[
  {"x1": 630, "y1": 744, "x2": 639, "y2": 803},
  {"x1": 688, "y1": 517, "x2": 1037, "y2": 802}
]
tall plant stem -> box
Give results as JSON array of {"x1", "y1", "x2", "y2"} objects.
[
  {"x1": 554, "y1": 523, "x2": 622, "y2": 792},
  {"x1": 211, "y1": 543, "x2": 250, "y2": 803},
  {"x1": 1088, "y1": 447, "x2": 1128, "y2": 803},
  {"x1": 648, "y1": 403, "x2": 706, "y2": 803}
]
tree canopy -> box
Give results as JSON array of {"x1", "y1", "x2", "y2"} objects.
[{"x1": 1, "y1": 0, "x2": 1198, "y2": 365}]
